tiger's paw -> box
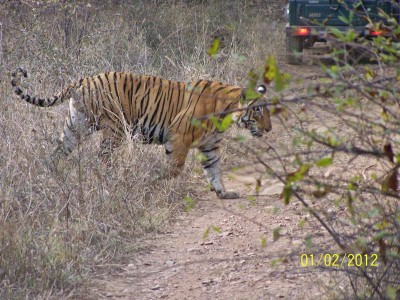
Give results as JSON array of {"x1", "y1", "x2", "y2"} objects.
[{"x1": 216, "y1": 190, "x2": 240, "y2": 199}]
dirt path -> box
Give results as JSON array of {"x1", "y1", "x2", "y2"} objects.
[{"x1": 83, "y1": 168, "x2": 328, "y2": 299}]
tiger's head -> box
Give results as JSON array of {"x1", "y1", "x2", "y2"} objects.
[{"x1": 237, "y1": 85, "x2": 272, "y2": 138}]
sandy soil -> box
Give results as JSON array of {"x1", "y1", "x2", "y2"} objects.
[{"x1": 83, "y1": 174, "x2": 329, "y2": 300}]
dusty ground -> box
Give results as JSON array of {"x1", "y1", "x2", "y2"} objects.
[
  {"x1": 76, "y1": 60, "x2": 355, "y2": 300},
  {"x1": 83, "y1": 169, "x2": 333, "y2": 300}
]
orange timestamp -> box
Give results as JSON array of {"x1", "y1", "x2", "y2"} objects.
[{"x1": 300, "y1": 253, "x2": 379, "y2": 268}]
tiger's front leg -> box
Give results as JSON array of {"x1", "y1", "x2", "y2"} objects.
[{"x1": 199, "y1": 143, "x2": 240, "y2": 199}]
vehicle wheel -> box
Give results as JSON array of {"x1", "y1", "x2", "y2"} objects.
[
  {"x1": 347, "y1": 44, "x2": 374, "y2": 64},
  {"x1": 303, "y1": 37, "x2": 316, "y2": 49},
  {"x1": 286, "y1": 36, "x2": 304, "y2": 65}
]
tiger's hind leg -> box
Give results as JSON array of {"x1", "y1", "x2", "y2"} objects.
[
  {"x1": 198, "y1": 136, "x2": 240, "y2": 199},
  {"x1": 51, "y1": 96, "x2": 89, "y2": 166},
  {"x1": 163, "y1": 136, "x2": 190, "y2": 179}
]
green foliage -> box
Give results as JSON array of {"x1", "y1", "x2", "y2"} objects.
[
  {"x1": 248, "y1": 195, "x2": 256, "y2": 206},
  {"x1": 282, "y1": 184, "x2": 293, "y2": 205},
  {"x1": 263, "y1": 56, "x2": 290, "y2": 92},
  {"x1": 202, "y1": 225, "x2": 222, "y2": 239},
  {"x1": 272, "y1": 227, "x2": 281, "y2": 242},
  {"x1": 386, "y1": 286, "x2": 398, "y2": 300},
  {"x1": 338, "y1": 10, "x2": 354, "y2": 25},
  {"x1": 219, "y1": 114, "x2": 233, "y2": 131},
  {"x1": 233, "y1": 134, "x2": 247, "y2": 142},
  {"x1": 207, "y1": 37, "x2": 220, "y2": 58},
  {"x1": 283, "y1": 163, "x2": 311, "y2": 204},
  {"x1": 260, "y1": 237, "x2": 267, "y2": 248},
  {"x1": 288, "y1": 164, "x2": 311, "y2": 182},
  {"x1": 264, "y1": 4, "x2": 400, "y2": 297},
  {"x1": 263, "y1": 56, "x2": 276, "y2": 84},
  {"x1": 305, "y1": 236, "x2": 313, "y2": 249},
  {"x1": 209, "y1": 114, "x2": 233, "y2": 132},
  {"x1": 270, "y1": 258, "x2": 284, "y2": 267},
  {"x1": 255, "y1": 178, "x2": 262, "y2": 195},
  {"x1": 315, "y1": 157, "x2": 333, "y2": 167},
  {"x1": 195, "y1": 152, "x2": 207, "y2": 163},
  {"x1": 183, "y1": 195, "x2": 196, "y2": 212},
  {"x1": 245, "y1": 69, "x2": 261, "y2": 101}
]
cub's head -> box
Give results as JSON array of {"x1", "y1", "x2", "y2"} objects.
[{"x1": 237, "y1": 85, "x2": 272, "y2": 137}]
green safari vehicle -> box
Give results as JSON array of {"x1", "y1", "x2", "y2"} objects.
[{"x1": 285, "y1": 0, "x2": 400, "y2": 64}]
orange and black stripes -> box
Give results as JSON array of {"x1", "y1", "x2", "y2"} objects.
[
  {"x1": 11, "y1": 67, "x2": 272, "y2": 199},
  {"x1": 11, "y1": 68, "x2": 247, "y2": 142}
]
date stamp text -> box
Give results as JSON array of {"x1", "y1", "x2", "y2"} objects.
[{"x1": 300, "y1": 253, "x2": 379, "y2": 268}]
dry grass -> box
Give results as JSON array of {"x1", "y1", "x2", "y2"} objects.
[
  {"x1": 0, "y1": 1, "x2": 286, "y2": 297},
  {"x1": 0, "y1": 77, "x2": 203, "y2": 296}
]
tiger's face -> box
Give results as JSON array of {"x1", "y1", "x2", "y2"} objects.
[{"x1": 237, "y1": 85, "x2": 272, "y2": 138}]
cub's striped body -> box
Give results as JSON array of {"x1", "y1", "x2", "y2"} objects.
[{"x1": 11, "y1": 68, "x2": 271, "y2": 199}]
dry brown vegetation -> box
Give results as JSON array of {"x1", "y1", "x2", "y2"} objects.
[
  {"x1": 0, "y1": 1, "x2": 286, "y2": 297},
  {"x1": 2, "y1": 1, "x2": 399, "y2": 299}
]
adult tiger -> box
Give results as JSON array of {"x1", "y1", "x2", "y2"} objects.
[{"x1": 11, "y1": 68, "x2": 272, "y2": 199}]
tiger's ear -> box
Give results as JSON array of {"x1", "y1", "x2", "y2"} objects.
[{"x1": 240, "y1": 85, "x2": 267, "y2": 102}]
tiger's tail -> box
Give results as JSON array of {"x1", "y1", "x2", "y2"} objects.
[{"x1": 11, "y1": 67, "x2": 68, "y2": 107}]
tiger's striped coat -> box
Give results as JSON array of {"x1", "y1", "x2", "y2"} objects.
[{"x1": 11, "y1": 68, "x2": 272, "y2": 199}]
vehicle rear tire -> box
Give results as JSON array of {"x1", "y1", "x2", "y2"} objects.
[{"x1": 286, "y1": 36, "x2": 304, "y2": 65}]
